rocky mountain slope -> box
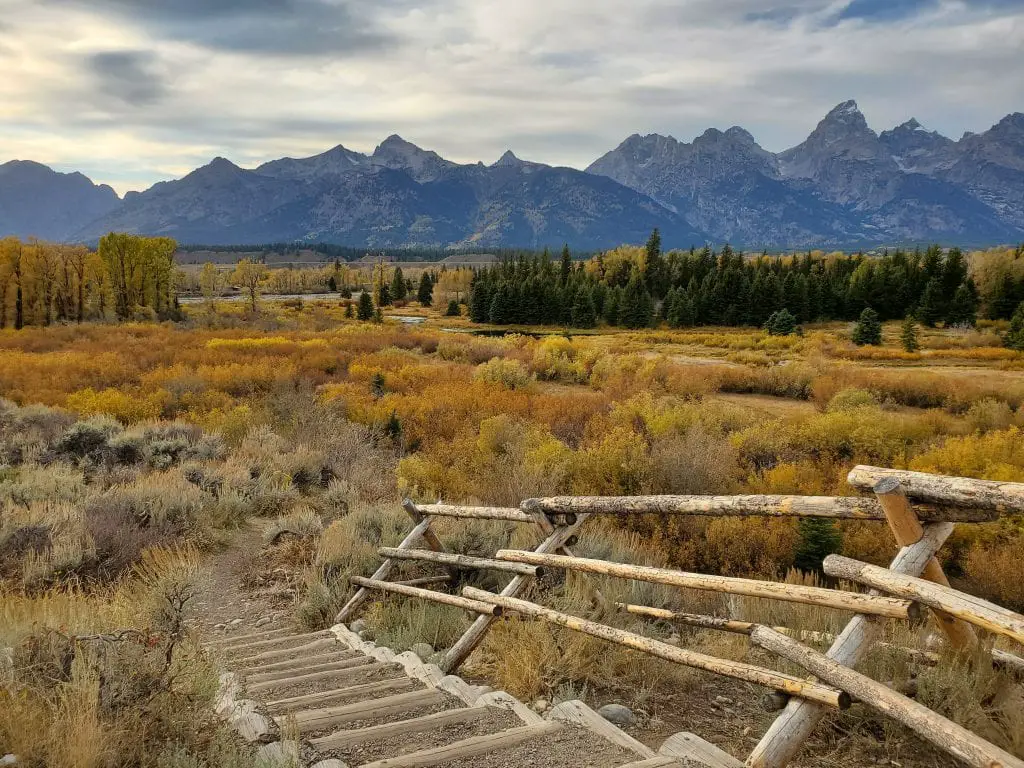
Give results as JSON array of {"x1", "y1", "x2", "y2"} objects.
[
  {"x1": 3, "y1": 101, "x2": 1022, "y2": 248},
  {"x1": 0, "y1": 160, "x2": 120, "y2": 241}
]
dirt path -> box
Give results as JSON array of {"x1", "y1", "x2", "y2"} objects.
[{"x1": 193, "y1": 524, "x2": 291, "y2": 634}]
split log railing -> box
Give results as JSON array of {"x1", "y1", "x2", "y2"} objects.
[{"x1": 339, "y1": 466, "x2": 1024, "y2": 768}]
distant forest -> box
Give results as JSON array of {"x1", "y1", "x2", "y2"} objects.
[
  {"x1": 175, "y1": 243, "x2": 586, "y2": 263},
  {"x1": 468, "y1": 232, "x2": 1024, "y2": 329}
]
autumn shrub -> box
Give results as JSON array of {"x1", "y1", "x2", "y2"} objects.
[
  {"x1": 964, "y1": 398, "x2": 1017, "y2": 433},
  {"x1": 66, "y1": 387, "x2": 168, "y2": 424},
  {"x1": 963, "y1": 537, "x2": 1024, "y2": 611},
  {"x1": 474, "y1": 357, "x2": 532, "y2": 390}
]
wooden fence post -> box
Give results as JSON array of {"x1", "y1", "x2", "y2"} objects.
[
  {"x1": 873, "y1": 477, "x2": 977, "y2": 651},
  {"x1": 746, "y1": 521, "x2": 955, "y2": 768}
]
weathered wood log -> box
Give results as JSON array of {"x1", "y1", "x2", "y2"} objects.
[
  {"x1": 402, "y1": 498, "x2": 447, "y2": 552},
  {"x1": 496, "y1": 550, "x2": 918, "y2": 620},
  {"x1": 393, "y1": 575, "x2": 451, "y2": 588},
  {"x1": 439, "y1": 513, "x2": 587, "y2": 673},
  {"x1": 751, "y1": 626, "x2": 1024, "y2": 768},
  {"x1": 348, "y1": 576, "x2": 502, "y2": 616},
  {"x1": 377, "y1": 547, "x2": 543, "y2": 577},
  {"x1": 523, "y1": 494, "x2": 995, "y2": 522},
  {"x1": 615, "y1": 604, "x2": 766, "y2": 635},
  {"x1": 824, "y1": 555, "x2": 1024, "y2": 645},
  {"x1": 411, "y1": 502, "x2": 535, "y2": 523},
  {"x1": 873, "y1": 478, "x2": 977, "y2": 651},
  {"x1": 748, "y1": 522, "x2": 954, "y2": 768},
  {"x1": 462, "y1": 586, "x2": 850, "y2": 709},
  {"x1": 336, "y1": 515, "x2": 437, "y2": 622},
  {"x1": 848, "y1": 466, "x2": 1024, "y2": 514}
]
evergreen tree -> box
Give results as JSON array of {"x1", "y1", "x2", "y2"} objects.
[
  {"x1": 794, "y1": 518, "x2": 842, "y2": 573},
  {"x1": 375, "y1": 279, "x2": 392, "y2": 308},
  {"x1": 946, "y1": 281, "x2": 978, "y2": 327},
  {"x1": 356, "y1": 291, "x2": 374, "y2": 321},
  {"x1": 469, "y1": 279, "x2": 492, "y2": 323},
  {"x1": 489, "y1": 283, "x2": 515, "y2": 324},
  {"x1": 644, "y1": 228, "x2": 665, "y2": 298},
  {"x1": 328, "y1": 275, "x2": 337, "y2": 292},
  {"x1": 569, "y1": 286, "x2": 597, "y2": 328},
  {"x1": 343, "y1": 301, "x2": 353, "y2": 319},
  {"x1": 559, "y1": 245, "x2": 572, "y2": 286},
  {"x1": 620, "y1": 270, "x2": 653, "y2": 329},
  {"x1": 416, "y1": 272, "x2": 434, "y2": 306},
  {"x1": 852, "y1": 307, "x2": 882, "y2": 345},
  {"x1": 603, "y1": 286, "x2": 621, "y2": 326},
  {"x1": 764, "y1": 308, "x2": 797, "y2": 336},
  {"x1": 916, "y1": 278, "x2": 943, "y2": 327},
  {"x1": 1006, "y1": 302, "x2": 1024, "y2": 351},
  {"x1": 900, "y1": 315, "x2": 919, "y2": 352},
  {"x1": 445, "y1": 299, "x2": 461, "y2": 317},
  {"x1": 390, "y1": 267, "x2": 407, "y2": 302}
]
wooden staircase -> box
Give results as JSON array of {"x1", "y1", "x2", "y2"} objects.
[{"x1": 212, "y1": 623, "x2": 741, "y2": 768}]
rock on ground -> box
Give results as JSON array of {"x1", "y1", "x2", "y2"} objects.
[{"x1": 597, "y1": 703, "x2": 636, "y2": 726}]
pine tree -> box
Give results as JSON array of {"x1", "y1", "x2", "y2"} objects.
[
  {"x1": 489, "y1": 283, "x2": 515, "y2": 324},
  {"x1": 603, "y1": 287, "x2": 621, "y2": 326},
  {"x1": 644, "y1": 228, "x2": 665, "y2": 298},
  {"x1": 946, "y1": 281, "x2": 978, "y2": 327},
  {"x1": 1006, "y1": 302, "x2": 1024, "y2": 351},
  {"x1": 469, "y1": 279, "x2": 491, "y2": 323},
  {"x1": 764, "y1": 308, "x2": 796, "y2": 336},
  {"x1": 344, "y1": 301, "x2": 354, "y2": 319},
  {"x1": 794, "y1": 518, "x2": 842, "y2": 573},
  {"x1": 620, "y1": 270, "x2": 653, "y2": 329},
  {"x1": 570, "y1": 287, "x2": 597, "y2": 328},
  {"x1": 560, "y1": 245, "x2": 572, "y2": 286},
  {"x1": 328, "y1": 275, "x2": 338, "y2": 292},
  {"x1": 852, "y1": 307, "x2": 882, "y2": 345},
  {"x1": 445, "y1": 299, "x2": 461, "y2": 317},
  {"x1": 416, "y1": 272, "x2": 434, "y2": 306},
  {"x1": 376, "y1": 279, "x2": 392, "y2": 308},
  {"x1": 390, "y1": 267, "x2": 407, "y2": 302},
  {"x1": 356, "y1": 291, "x2": 374, "y2": 321},
  {"x1": 916, "y1": 278, "x2": 943, "y2": 327},
  {"x1": 900, "y1": 315, "x2": 919, "y2": 352}
]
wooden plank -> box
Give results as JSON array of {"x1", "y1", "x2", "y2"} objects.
[
  {"x1": 310, "y1": 706, "x2": 491, "y2": 751},
  {"x1": 349, "y1": 576, "x2": 502, "y2": 616},
  {"x1": 356, "y1": 722, "x2": 563, "y2": 768},
  {"x1": 402, "y1": 499, "x2": 446, "y2": 555},
  {"x1": 825, "y1": 554, "x2": 1024, "y2": 645},
  {"x1": 393, "y1": 575, "x2": 451, "y2": 588},
  {"x1": 439, "y1": 514, "x2": 588, "y2": 673},
  {"x1": 747, "y1": 522, "x2": 954, "y2": 768},
  {"x1": 618, "y1": 758, "x2": 683, "y2": 768},
  {"x1": 549, "y1": 700, "x2": 655, "y2": 758},
  {"x1": 751, "y1": 627, "x2": 1024, "y2": 768},
  {"x1": 413, "y1": 502, "x2": 535, "y2": 523},
  {"x1": 222, "y1": 630, "x2": 331, "y2": 656},
  {"x1": 659, "y1": 732, "x2": 744, "y2": 768},
  {"x1": 378, "y1": 547, "x2": 543, "y2": 577},
  {"x1": 496, "y1": 550, "x2": 918, "y2": 620},
  {"x1": 524, "y1": 494, "x2": 994, "y2": 522},
  {"x1": 335, "y1": 515, "x2": 436, "y2": 623},
  {"x1": 247, "y1": 661, "x2": 397, "y2": 695},
  {"x1": 848, "y1": 466, "x2": 1024, "y2": 514},
  {"x1": 246, "y1": 656, "x2": 374, "y2": 685},
  {"x1": 215, "y1": 627, "x2": 292, "y2": 647},
  {"x1": 244, "y1": 650, "x2": 357, "y2": 675},
  {"x1": 235, "y1": 637, "x2": 339, "y2": 666},
  {"x1": 291, "y1": 688, "x2": 449, "y2": 733},
  {"x1": 474, "y1": 690, "x2": 545, "y2": 726},
  {"x1": 462, "y1": 587, "x2": 849, "y2": 709},
  {"x1": 873, "y1": 477, "x2": 977, "y2": 651},
  {"x1": 265, "y1": 677, "x2": 416, "y2": 713},
  {"x1": 246, "y1": 657, "x2": 377, "y2": 694}
]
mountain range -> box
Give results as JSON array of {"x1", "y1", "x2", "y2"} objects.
[{"x1": 2, "y1": 100, "x2": 1023, "y2": 250}]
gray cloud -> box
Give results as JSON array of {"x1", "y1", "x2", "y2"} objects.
[
  {"x1": 51, "y1": 0, "x2": 411, "y2": 56},
  {"x1": 87, "y1": 51, "x2": 167, "y2": 106}
]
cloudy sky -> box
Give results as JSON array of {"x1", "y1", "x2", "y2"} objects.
[{"x1": 1, "y1": 0, "x2": 1021, "y2": 194}]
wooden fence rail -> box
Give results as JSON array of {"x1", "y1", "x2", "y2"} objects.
[{"x1": 335, "y1": 469, "x2": 1024, "y2": 768}]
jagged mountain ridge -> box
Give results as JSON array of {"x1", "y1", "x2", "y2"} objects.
[
  {"x1": 3, "y1": 101, "x2": 1023, "y2": 248},
  {"x1": 588, "y1": 100, "x2": 1024, "y2": 246}
]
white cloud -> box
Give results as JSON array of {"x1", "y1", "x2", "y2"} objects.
[{"x1": 1, "y1": 0, "x2": 1021, "y2": 194}]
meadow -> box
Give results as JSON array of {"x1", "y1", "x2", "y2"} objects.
[{"x1": 2, "y1": 281, "x2": 1024, "y2": 765}]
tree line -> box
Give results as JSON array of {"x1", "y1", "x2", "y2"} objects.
[
  {"x1": 468, "y1": 232, "x2": 1024, "y2": 331},
  {"x1": 0, "y1": 234, "x2": 178, "y2": 329}
]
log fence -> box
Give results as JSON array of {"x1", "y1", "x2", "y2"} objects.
[{"x1": 339, "y1": 466, "x2": 1024, "y2": 768}]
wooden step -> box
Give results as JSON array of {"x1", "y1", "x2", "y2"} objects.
[
  {"x1": 549, "y1": 700, "x2": 654, "y2": 758},
  {"x1": 235, "y1": 637, "x2": 339, "y2": 666},
  {"x1": 223, "y1": 630, "x2": 332, "y2": 656},
  {"x1": 246, "y1": 650, "x2": 358, "y2": 675},
  {"x1": 292, "y1": 688, "x2": 449, "y2": 734},
  {"x1": 658, "y1": 733, "x2": 743, "y2": 768},
  {"x1": 247, "y1": 656, "x2": 372, "y2": 685},
  {"x1": 310, "y1": 706, "x2": 491, "y2": 751},
  {"x1": 215, "y1": 627, "x2": 293, "y2": 647},
  {"x1": 618, "y1": 758, "x2": 682, "y2": 768},
  {"x1": 247, "y1": 658, "x2": 379, "y2": 694},
  {"x1": 266, "y1": 677, "x2": 418, "y2": 714},
  {"x1": 355, "y1": 721, "x2": 563, "y2": 768}
]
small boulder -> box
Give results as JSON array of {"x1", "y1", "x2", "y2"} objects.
[
  {"x1": 229, "y1": 618, "x2": 244, "y2": 627},
  {"x1": 255, "y1": 740, "x2": 300, "y2": 768},
  {"x1": 531, "y1": 698, "x2": 550, "y2": 713},
  {"x1": 254, "y1": 616, "x2": 274, "y2": 628},
  {"x1": 597, "y1": 703, "x2": 635, "y2": 726},
  {"x1": 349, "y1": 619, "x2": 367, "y2": 634},
  {"x1": 1, "y1": 755, "x2": 18, "y2": 766},
  {"x1": 229, "y1": 700, "x2": 276, "y2": 743},
  {"x1": 358, "y1": 629, "x2": 375, "y2": 641},
  {"x1": 410, "y1": 643, "x2": 434, "y2": 662}
]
